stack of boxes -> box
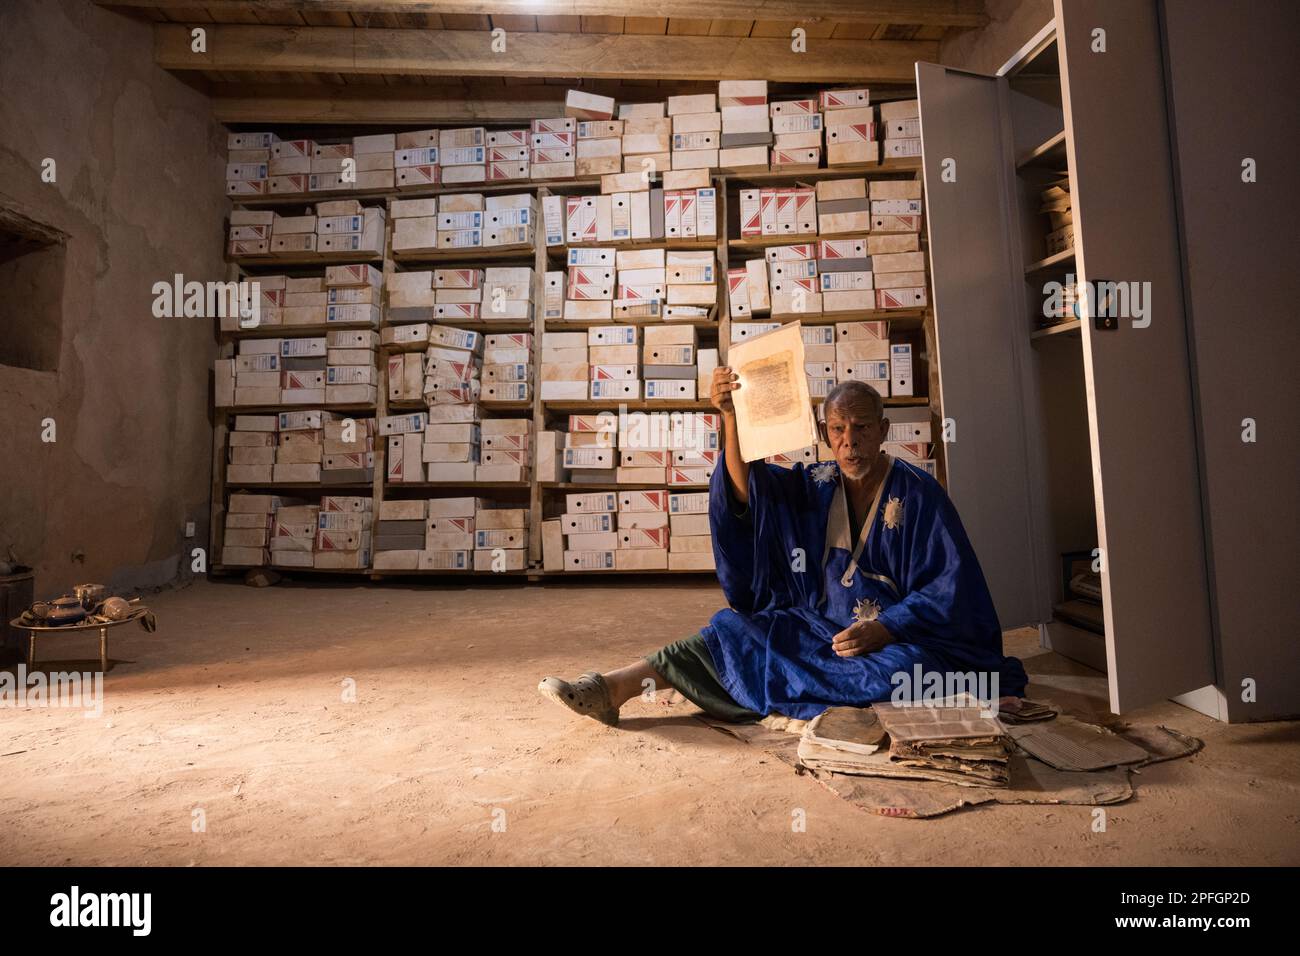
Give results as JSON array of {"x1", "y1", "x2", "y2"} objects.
[
  {"x1": 880, "y1": 99, "x2": 922, "y2": 161},
  {"x1": 350, "y1": 132, "x2": 397, "y2": 190},
  {"x1": 226, "y1": 131, "x2": 274, "y2": 197},
  {"x1": 325, "y1": 264, "x2": 383, "y2": 332},
  {"x1": 738, "y1": 185, "x2": 817, "y2": 240},
  {"x1": 474, "y1": 502, "x2": 529, "y2": 571},
  {"x1": 720, "y1": 80, "x2": 772, "y2": 172},
  {"x1": 479, "y1": 417, "x2": 532, "y2": 482},
  {"x1": 543, "y1": 487, "x2": 715, "y2": 573},
  {"x1": 1039, "y1": 179, "x2": 1074, "y2": 257},
  {"x1": 439, "y1": 126, "x2": 488, "y2": 185},
  {"x1": 565, "y1": 89, "x2": 621, "y2": 177},
  {"x1": 481, "y1": 332, "x2": 532, "y2": 405},
  {"x1": 550, "y1": 491, "x2": 618, "y2": 571},
  {"x1": 560, "y1": 178, "x2": 718, "y2": 249},
  {"x1": 485, "y1": 127, "x2": 531, "y2": 182},
  {"x1": 315, "y1": 496, "x2": 373, "y2": 569},
  {"x1": 391, "y1": 193, "x2": 537, "y2": 254},
  {"x1": 619, "y1": 102, "x2": 669, "y2": 174},
  {"x1": 394, "y1": 129, "x2": 439, "y2": 189},
  {"x1": 381, "y1": 409, "x2": 429, "y2": 484},
  {"x1": 539, "y1": 326, "x2": 704, "y2": 403},
  {"x1": 576, "y1": 118, "x2": 624, "y2": 177},
  {"x1": 315, "y1": 201, "x2": 385, "y2": 255},
  {"x1": 371, "y1": 494, "x2": 426, "y2": 567},
  {"x1": 539, "y1": 330, "x2": 588, "y2": 401},
  {"x1": 667, "y1": 92, "x2": 719, "y2": 172},
  {"x1": 668, "y1": 491, "x2": 715, "y2": 570},
  {"x1": 835, "y1": 321, "x2": 891, "y2": 397},
  {"x1": 816, "y1": 177, "x2": 873, "y2": 236},
  {"x1": 217, "y1": 334, "x2": 378, "y2": 409},
  {"x1": 270, "y1": 499, "x2": 321, "y2": 569},
  {"x1": 308, "y1": 141, "x2": 353, "y2": 193},
  {"x1": 869, "y1": 178, "x2": 925, "y2": 310},
  {"x1": 388, "y1": 266, "x2": 534, "y2": 327},
  {"x1": 803, "y1": 325, "x2": 838, "y2": 400},
  {"x1": 322, "y1": 415, "x2": 376, "y2": 485},
  {"x1": 273, "y1": 409, "x2": 329, "y2": 484},
  {"x1": 270, "y1": 137, "x2": 313, "y2": 192},
  {"x1": 641, "y1": 326, "x2": 701, "y2": 402},
  {"x1": 221, "y1": 339, "x2": 279, "y2": 408},
  {"x1": 227, "y1": 209, "x2": 273, "y2": 257},
  {"x1": 882, "y1": 408, "x2": 936, "y2": 476},
  {"x1": 279, "y1": 336, "x2": 327, "y2": 405},
  {"x1": 767, "y1": 243, "x2": 822, "y2": 318},
  {"x1": 425, "y1": 497, "x2": 477, "y2": 570},
  {"x1": 769, "y1": 88, "x2": 823, "y2": 172},
  {"x1": 821, "y1": 88, "x2": 877, "y2": 166},
  {"x1": 325, "y1": 329, "x2": 380, "y2": 404},
  {"x1": 768, "y1": 96, "x2": 824, "y2": 175},
  {"x1": 564, "y1": 247, "x2": 719, "y2": 324},
  {"x1": 718, "y1": 81, "x2": 770, "y2": 172},
  {"x1": 266, "y1": 137, "x2": 314, "y2": 195},
  {"x1": 531, "y1": 117, "x2": 576, "y2": 180},
  {"x1": 382, "y1": 325, "x2": 484, "y2": 482},
  {"x1": 227, "y1": 204, "x2": 385, "y2": 258},
  {"x1": 557, "y1": 413, "x2": 616, "y2": 484},
  {"x1": 224, "y1": 414, "x2": 277, "y2": 485},
  {"x1": 219, "y1": 492, "x2": 281, "y2": 566},
  {"x1": 270, "y1": 209, "x2": 317, "y2": 256},
  {"x1": 373, "y1": 497, "x2": 429, "y2": 570}
]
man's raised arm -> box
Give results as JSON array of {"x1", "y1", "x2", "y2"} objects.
[{"x1": 710, "y1": 365, "x2": 749, "y2": 505}]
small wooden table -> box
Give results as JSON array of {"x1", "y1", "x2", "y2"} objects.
[{"x1": 9, "y1": 609, "x2": 148, "y2": 673}]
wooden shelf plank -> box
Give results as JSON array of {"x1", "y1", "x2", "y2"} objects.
[
  {"x1": 722, "y1": 158, "x2": 922, "y2": 185},
  {"x1": 216, "y1": 403, "x2": 377, "y2": 414},
  {"x1": 542, "y1": 400, "x2": 714, "y2": 413},
  {"x1": 553, "y1": 239, "x2": 718, "y2": 254},
  {"x1": 382, "y1": 314, "x2": 535, "y2": 334},
  {"x1": 1030, "y1": 319, "x2": 1082, "y2": 340},
  {"x1": 392, "y1": 243, "x2": 535, "y2": 263},
  {"x1": 382, "y1": 481, "x2": 532, "y2": 490},
  {"x1": 224, "y1": 482, "x2": 373, "y2": 491},
  {"x1": 1016, "y1": 129, "x2": 1067, "y2": 170},
  {"x1": 541, "y1": 482, "x2": 709, "y2": 491},
  {"x1": 220, "y1": 322, "x2": 379, "y2": 340},
  {"x1": 1024, "y1": 248, "x2": 1075, "y2": 276},
  {"x1": 230, "y1": 252, "x2": 383, "y2": 268},
  {"x1": 544, "y1": 318, "x2": 719, "y2": 331},
  {"x1": 740, "y1": 307, "x2": 925, "y2": 326}
]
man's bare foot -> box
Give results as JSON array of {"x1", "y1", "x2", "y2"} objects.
[{"x1": 538, "y1": 672, "x2": 619, "y2": 726}]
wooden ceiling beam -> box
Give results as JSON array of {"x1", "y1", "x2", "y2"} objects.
[
  {"x1": 106, "y1": 0, "x2": 988, "y2": 29},
  {"x1": 155, "y1": 23, "x2": 937, "y2": 82},
  {"x1": 211, "y1": 83, "x2": 570, "y2": 124}
]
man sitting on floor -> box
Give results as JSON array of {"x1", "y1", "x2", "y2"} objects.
[{"x1": 538, "y1": 369, "x2": 1028, "y2": 726}]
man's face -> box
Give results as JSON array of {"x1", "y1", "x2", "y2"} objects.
[{"x1": 824, "y1": 404, "x2": 889, "y2": 480}]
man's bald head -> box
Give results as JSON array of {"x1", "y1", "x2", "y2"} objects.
[{"x1": 824, "y1": 380, "x2": 884, "y2": 423}]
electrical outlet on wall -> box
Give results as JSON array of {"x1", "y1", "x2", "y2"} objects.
[{"x1": 185, "y1": 521, "x2": 195, "y2": 538}]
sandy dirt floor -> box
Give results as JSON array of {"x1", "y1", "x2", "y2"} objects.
[{"x1": 1, "y1": 578, "x2": 1296, "y2": 866}]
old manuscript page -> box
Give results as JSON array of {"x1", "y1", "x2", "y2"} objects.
[{"x1": 729, "y1": 322, "x2": 817, "y2": 462}]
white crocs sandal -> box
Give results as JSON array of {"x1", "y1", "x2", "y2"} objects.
[{"x1": 538, "y1": 671, "x2": 619, "y2": 726}]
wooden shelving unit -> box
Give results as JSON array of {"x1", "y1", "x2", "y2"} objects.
[{"x1": 211, "y1": 156, "x2": 938, "y2": 580}]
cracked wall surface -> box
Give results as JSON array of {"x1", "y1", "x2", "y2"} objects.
[{"x1": 0, "y1": 0, "x2": 227, "y2": 598}]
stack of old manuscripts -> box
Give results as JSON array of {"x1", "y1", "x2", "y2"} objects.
[{"x1": 798, "y1": 698, "x2": 1013, "y2": 787}]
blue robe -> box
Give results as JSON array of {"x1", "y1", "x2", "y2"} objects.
[{"x1": 701, "y1": 452, "x2": 1028, "y2": 720}]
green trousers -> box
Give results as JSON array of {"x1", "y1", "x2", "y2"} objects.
[{"x1": 645, "y1": 632, "x2": 764, "y2": 723}]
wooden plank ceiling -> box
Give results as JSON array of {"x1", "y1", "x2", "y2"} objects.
[{"x1": 98, "y1": 1, "x2": 984, "y2": 124}]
